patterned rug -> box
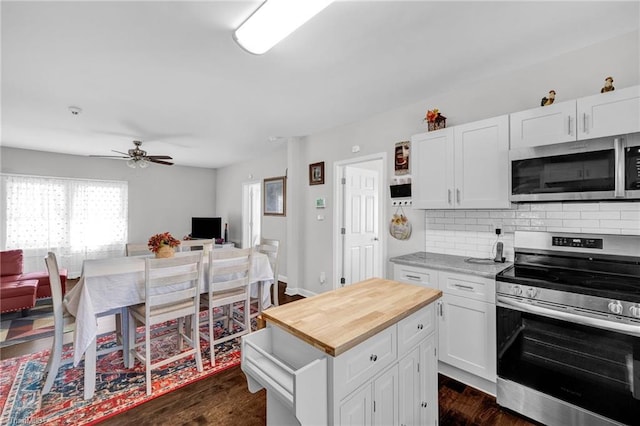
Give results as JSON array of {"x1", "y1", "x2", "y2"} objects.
[
  {"x1": 0, "y1": 319, "x2": 243, "y2": 425},
  {"x1": 0, "y1": 300, "x2": 74, "y2": 348}
]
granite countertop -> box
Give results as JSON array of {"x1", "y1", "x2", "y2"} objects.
[
  {"x1": 389, "y1": 251, "x2": 512, "y2": 279},
  {"x1": 261, "y1": 278, "x2": 441, "y2": 357}
]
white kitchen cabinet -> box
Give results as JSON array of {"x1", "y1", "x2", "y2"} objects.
[
  {"x1": 412, "y1": 115, "x2": 510, "y2": 209},
  {"x1": 398, "y1": 335, "x2": 438, "y2": 426},
  {"x1": 437, "y1": 293, "x2": 496, "y2": 382},
  {"x1": 577, "y1": 85, "x2": 640, "y2": 139},
  {"x1": 393, "y1": 265, "x2": 497, "y2": 394},
  {"x1": 510, "y1": 85, "x2": 640, "y2": 149},
  {"x1": 340, "y1": 364, "x2": 399, "y2": 426},
  {"x1": 394, "y1": 263, "x2": 438, "y2": 288}
]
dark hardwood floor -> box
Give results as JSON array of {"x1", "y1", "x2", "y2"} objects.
[{"x1": 4, "y1": 282, "x2": 538, "y2": 425}]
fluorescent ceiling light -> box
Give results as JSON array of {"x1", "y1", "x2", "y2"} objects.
[{"x1": 234, "y1": 0, "x2": 334, "y2": 55}]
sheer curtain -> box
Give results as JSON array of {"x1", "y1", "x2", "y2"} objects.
[{"x1": 2, "y1": 174, "x2": 128, "y2": 276}]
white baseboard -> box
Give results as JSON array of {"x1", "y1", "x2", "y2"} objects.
[{"x1": 284, "y1": 287, "x2": 317, "y2": 298}]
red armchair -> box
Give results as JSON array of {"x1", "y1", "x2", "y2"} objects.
[{"x1": 1, "y1": 249, "x2": 68, "y2": 315}]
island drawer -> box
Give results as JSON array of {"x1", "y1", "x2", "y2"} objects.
[
  {"x1": 333, "y1": 324, "x2": 397, "y2": 399},
  {"x1": 241, "y1": 327, "x2": 327, "y2": 425},
  {"x1": 394, "y1": 264, "x2": 438, "y2": 288},
  {"x1": 397, "y1": 304, "x2": 435, "y2": 357}
]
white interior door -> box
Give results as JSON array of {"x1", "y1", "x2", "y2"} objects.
[
  {"x1": 242, "y1": 181, "x2": 261, "y2": 248},
  {"x1": 343, "y1": 164, "x2": 381, "y2": 285}
]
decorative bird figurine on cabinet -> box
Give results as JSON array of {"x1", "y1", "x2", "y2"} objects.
[
  {"x1": 541, "y1": 90, "x2": 556, "y2": 107},
  {"x1": 601, "y1": 76, "x2": 615, "y2": 93}
]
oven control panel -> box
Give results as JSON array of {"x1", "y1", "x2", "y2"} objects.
[{"x1": 552, "y1": 236, "x2": 603, "y2": 249}]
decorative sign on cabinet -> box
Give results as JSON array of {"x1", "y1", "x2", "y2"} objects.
[{"x1": 411, "y1": 115, "x2": 510, "y2": 209}]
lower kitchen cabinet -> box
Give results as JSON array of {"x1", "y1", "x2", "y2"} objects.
[
  {"x1": 394, "y1": 264, "x2": 497, "y2": 394},
  {"x1": 437, "y1": 293, "x2": 496, "y2": 382}
]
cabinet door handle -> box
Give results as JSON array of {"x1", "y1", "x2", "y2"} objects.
[
  {"x1": 370, "y1": 354, "x2": 378, "y2": 362},
  {"x1": 448, "y1": 189, "x2": 452, "y2": 204},
  {"x1": 417, "y1": 323, "x2": 424, "y2": 330},
  {"x1": 583, "y1": 113, "x2": 589, "y2": 133},
  {"x1": 567, "y1": 116, "x2": 572, "y2": 135},
  {"x1": 456, "y1": 188, "x2": 461, "y2": 203},
  {"x1": 438, "y1": 301, "x2": 444, "y2": 318}
]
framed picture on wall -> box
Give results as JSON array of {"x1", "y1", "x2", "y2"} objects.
[
  {"x1": 264, "y1": 176, "x2": 286, "y2": 216},
  {"x1": 394, "y1": 141, "x2": 410, "y2": 175},
  {"x1": 309, "y1": 161, "x2": 325, "y2": 185}
]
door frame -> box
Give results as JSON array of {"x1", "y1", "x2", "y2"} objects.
[
  {"x1": 241, "y1": 180, "x2": 262, "y2": 249},
  {"x1": 333, "y1": 152, "x2": 387, "y2": 289}
]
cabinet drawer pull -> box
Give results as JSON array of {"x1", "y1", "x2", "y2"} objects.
[
  {"x1": 405, "y1": 274, "x2": 421, "y2": 281},
  {"x1": 369, "y1": 354, "x2": 378, "y2": 362},
  {"x1": 448, "y1": 189, "x2": 452, "y2": 204},
  {"x1": 454, "y1": 283, "x2": 475, "y2": 291},
  {"x1": 417, "y1": 323, "x2": 424, "y2": 330},
  {"x1": 456, "y1": 188, "x2": 461, "y2": 203}
]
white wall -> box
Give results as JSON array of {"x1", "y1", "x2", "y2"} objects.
[
  {"x1": 220, "y1": 30, "x2": 639, "y2": 296},
  {"x1": 214, "y1": 144, "x2": 288, "y2": 279},
  {"x1": 0, "y1": 147, "x2": 217, "y2": 244}
]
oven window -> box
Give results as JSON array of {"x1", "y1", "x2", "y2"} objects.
[
  {"x1": 512, "y1": 149, "x2": 615, "y2": 195},
  {"x1": 497, "y1": 307, "x2": 639, "y2": 425},
  {"x1": 626, "y1": 145, "x2": 640, "y2": 190}
]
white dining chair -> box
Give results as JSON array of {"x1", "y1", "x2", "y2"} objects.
[
  {"x1": 127, "y1": 252, "x2": 204, "y2": 395},
  {"x1": 125, "y1": 243, "x2": 151, "y2": 257},
  {"x1": 178, "y1": 239, "x2": 214, "y2": 253},
  {"x1": 42, "y1": 252, "x2": 126, "y2": 395},
  {"x1": 200, "y1": 248, "x2": 252, "y2": 367},
  {"x1": 250, "y1": 238, "x2": 280, "y2": 319}
]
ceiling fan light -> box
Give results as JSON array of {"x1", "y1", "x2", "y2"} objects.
[
  {"x1": 139, "y1": 159, "x2": 150, "y2": 168},
  {"x1": 126, "y1": 159, "x2": 137, "y2": 169},
  {"x1": 234, "y1": 0, "x2": 334, "y2": 55}
]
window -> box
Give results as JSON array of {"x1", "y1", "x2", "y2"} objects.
[{"x1": 1, "y1": 174, "x2": 128, "y2": 276}]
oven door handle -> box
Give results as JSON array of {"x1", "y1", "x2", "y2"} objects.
[{"x1": 497, "y1": 296, "x2": 640, "y2": 338}]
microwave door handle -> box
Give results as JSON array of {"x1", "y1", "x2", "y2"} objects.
[{"x1": 614, "y1": 137, "x2": 625, "y2": 198}]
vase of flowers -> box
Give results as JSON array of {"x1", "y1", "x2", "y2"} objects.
[
  {"x1": 148, "y1": 232, "x2": 181, "y2": 258},
  {"x1": 424, "y1": 108, "x2": 446, "y2": 131}
]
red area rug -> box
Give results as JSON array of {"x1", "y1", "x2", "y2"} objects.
[{"x1": 0, "y1": 321, "x2": 242, "y2": 425}]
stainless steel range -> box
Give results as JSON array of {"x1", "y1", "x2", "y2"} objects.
[{"x1": 495, "y1": 231, "x2": 640, "y2": 426}]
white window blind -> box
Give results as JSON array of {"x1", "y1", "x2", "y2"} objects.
[{"x1": 2, "y1": 174, "x2": 128, "y2": 276}]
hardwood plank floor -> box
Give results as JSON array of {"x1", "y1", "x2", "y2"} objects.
[{"x1": 4, "y1": 282, "x2": 538, "y2": 425}]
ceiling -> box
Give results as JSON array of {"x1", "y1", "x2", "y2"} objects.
[{"x1": 2, "y1": 1, "x2": 638, "y2": 169}]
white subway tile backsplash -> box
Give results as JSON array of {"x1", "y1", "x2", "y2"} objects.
[{"x1": 423, "y1": 201, "x2": 638, "y2": 261}]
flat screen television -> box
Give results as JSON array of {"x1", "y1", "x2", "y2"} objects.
[{"x1": 191, "y1": 217, "x2": 222, "y2": 239}]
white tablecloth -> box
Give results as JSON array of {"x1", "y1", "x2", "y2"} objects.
[{"x1": 65, "y1": 249, "x2": 273, "y2": 366}]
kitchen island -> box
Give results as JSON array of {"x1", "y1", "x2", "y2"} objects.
[{"x1": 241, "y1": 277, "x2": 442, "y2": 426}]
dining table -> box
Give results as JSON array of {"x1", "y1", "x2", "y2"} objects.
[{"x1": 64, "y1": 248, "x2": 274, "y2": 399}]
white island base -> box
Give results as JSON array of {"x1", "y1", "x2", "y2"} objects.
[{"x1": 241, "y1": 278, "x2": 442, "y2": 426}]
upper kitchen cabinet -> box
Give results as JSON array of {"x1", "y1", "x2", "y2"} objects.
[
  {"x1": 412, "y1": 115, "x2": 510, "y2": 209},
  {"x1": 510, "y1": 85, "x2": 640, "y2": 149}
]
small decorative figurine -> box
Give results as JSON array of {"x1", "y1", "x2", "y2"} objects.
[
  {"x1": 601, "y1": 76, "x2": 615, "y2": 93},
  {"x1": 541, "y1": 90, "x2": 556, "y2": 107}
]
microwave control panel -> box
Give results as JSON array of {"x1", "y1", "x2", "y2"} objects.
[{"x1": 552, "y1": 236, "x2": 603, "y2": 249}]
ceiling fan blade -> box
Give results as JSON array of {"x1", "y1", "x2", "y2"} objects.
[
  {"x1": 148, "y1": 158, "x2": 174, "y2": 166},
  {"x1": 89, "y1": 155, "x2": 130, "y2": 159},
  {"x1": 111, "y1": 150, "x2": 130, "y2": 156},
  {"x1": 146, "y1": 155, "x2": 173, "y2": 160}
]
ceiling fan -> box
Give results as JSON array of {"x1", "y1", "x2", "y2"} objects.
[{"x1": 91, "y1": 140, "x2": 174, "y2": 168}]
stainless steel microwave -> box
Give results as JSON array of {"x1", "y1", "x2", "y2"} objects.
[{"x1": 510, "y1": 134, "x2": 640, "y2": 202}]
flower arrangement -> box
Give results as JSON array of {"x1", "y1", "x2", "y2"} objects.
[
  {"x1": 424, "y1": 108, "x2": 441, "y2": 123},
  {"x1": 148, "y1": 232, "x2": 181, "y2": 253},
  {"x1": 424, "y1": 108, "x2": 446, "y2": 131}
]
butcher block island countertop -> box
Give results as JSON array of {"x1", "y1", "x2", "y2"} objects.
[{"x1": 260, "y1": 277, "x2": 442, "y2": 357}]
